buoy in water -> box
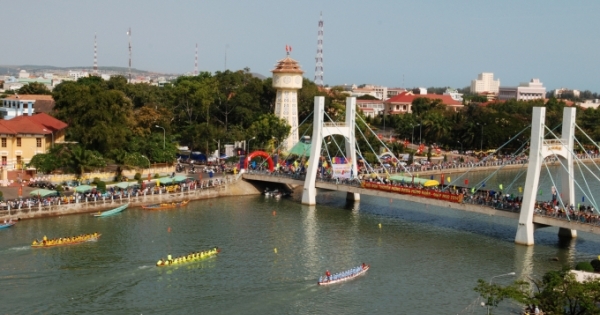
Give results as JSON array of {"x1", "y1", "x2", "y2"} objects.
[
  {"x1": 274, "y1": 248, "x2": 278, "y2": 254},
  {"x1": 378, "y1": 223, "x2": 382, "y2": 229},
  {"x1": 272, "y1": 211, "x2": 276, "y2": 216},
  {"x1": 167, "y1": 227, "x2": 171, "y2": 233}
]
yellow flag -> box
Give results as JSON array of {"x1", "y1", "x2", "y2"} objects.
[{"x1": 447, "y1": 176, "x2": 451, "y2": 182}]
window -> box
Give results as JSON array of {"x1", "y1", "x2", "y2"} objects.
[
  {"x1": 1, "y1": 138, "x2": 5, "y2": 148},
  {"x1": 36, "y1": 138, "x2": 42, "y2": 147},
  {"x1": 16, "y1": 137, "x2": 21, "y2": 147},
  {"x1": 1, "y1": 156, "x2": 6, "y2": 166}
]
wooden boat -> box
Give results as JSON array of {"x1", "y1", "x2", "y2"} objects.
[
  {"x1": 93, "y1": 203, "x2": 129, "y2": 217},
  {"x1": 318, "y1": 264, "x2": 370, "y2": 286},
  {"x1": 31, "y1": 233, "x2": 101, "y2": 248},
  {"x1": 156, "y1": 247, "x2": 221, "y2": 267},
  {"x1": 0, "y1": 221, "x2": 16, "y2": 229},
  {"x1": 142, "y1": 200, "x2": 190, "y2": 210}
]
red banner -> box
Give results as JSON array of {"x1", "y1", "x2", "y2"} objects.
[{"x1": 361, "y1": 181, "x2": 463, "y2": 203}]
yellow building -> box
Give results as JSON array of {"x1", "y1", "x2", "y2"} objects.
[{"x1": 0, "y1": 113, "x2": 67, "y2": 170}]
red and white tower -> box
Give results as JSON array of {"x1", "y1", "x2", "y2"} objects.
[
  {"x1": 314, "y1": 12, "x2": 324, "y2": 87},
  {"x1": 93, "y1": 33, "x2": 98, "y2": 75},
  {"x1": 194, "y1": 43, "x2": 198, "y2": 76}
]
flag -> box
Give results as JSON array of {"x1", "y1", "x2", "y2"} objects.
[
  {"x1": 430, "y1": 175, "x2": 434, "y2": 180},
  {"x1": 18, "y1": 185, "x2": 22, "y2": 197},
  {"x1": 447, "y1": 176, "x2": 451, "y2": 183},
  {"x1": 582, "y1": 196, "x2": 585, "y2": 202},
  {"x1": 465, "y1": 179, "x2": 469, "y2": 185},
  {"x1": 471, "y1": 187, "x2": 475, "y2": 193},
  {"x1": 519, "y1": 187, "x2": 522, "y2": 193},
  {"x1": 539, "y1": 189, "x2": 543, "y2": 195},
  {"x1": 499, "y1": 184, "x2": 503, "y2": 190}
]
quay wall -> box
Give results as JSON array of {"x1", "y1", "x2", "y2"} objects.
[{"x1": 0, "y1": 176, "x2": 262, "y2": 221}]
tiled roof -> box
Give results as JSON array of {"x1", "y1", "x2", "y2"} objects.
[
  {"x1": 271, "y1": 56, "x2": 304, "y2": 74},
  {"x1": 0, "y1": 113, "x2": 67, "y2": 135},
  {"x1": 385, "y1": 91, "x2": 462, "y2": 106},
  {"x1": 4, "y1": 94, "x2": 53, "y2": 101}
]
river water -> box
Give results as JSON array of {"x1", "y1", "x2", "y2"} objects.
[{"x1": 2, "y1": 175, "x2": 600, "y2": 314}]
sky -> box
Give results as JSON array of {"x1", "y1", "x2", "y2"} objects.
[{"x1": 3, "y1": 0, "x2": 600, "y2": 92}]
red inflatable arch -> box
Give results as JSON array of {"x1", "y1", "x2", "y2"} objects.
[{"x1": 244, "y1": 150, "x2": 275, "y2": 172}]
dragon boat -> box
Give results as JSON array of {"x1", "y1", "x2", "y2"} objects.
[
  {"x1": 31, "y1": 233, "x2": 101, "y2": 248},
  {"x1": 142, "y1": 200, "x2": 189, "y2": 210},
  {"x1": 156, "y1": 247, "x2": 220, "y2": 267},
  {"x1": 93, "y1": 203, "x2": 129, "y2": 217},
  {"x1": 0, "y1": 221, "x2": 16, "y2": 229},
  {"x1": 318, "y1": 264, "x2": 370, "y2": 286}
]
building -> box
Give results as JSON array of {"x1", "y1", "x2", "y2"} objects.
[
  {"x1": 384, "y1": 91, "x2": 463, "y2": 115},
  {"x1": 356, "y1": 99, "x2": 385, "y2": 118},
  {"x1": 553, "y1": 88, "x2": 580, "y2": 99},
  {"x1": 498, "y1": 78, "x2": 546, "y2": 101},
  {"x1": 0, "y1": 113, "x2": 68, "y2": 169},
  {"x1": 471, "y1": 72, "x2": 500, "y2": 94},
  {"x1": 387, "y1": 88, "x2": 406, "y2": 98},
  {"x1": 443, "y1": 88, "x2": 463, "y2": 102},
  {"x1": 1, "y1": 95, "x2": 55, "y2": 120},
  {"x1": 272, "y1": 53, "x2": 304, "y2": 151}
]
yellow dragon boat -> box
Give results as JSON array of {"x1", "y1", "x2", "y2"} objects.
[
  {"x1": 156, "y1": 247, "x2": 220, "y2": 267},
  {"x1": 31, "y1": 233, "x2": 101, "y2": 248}
]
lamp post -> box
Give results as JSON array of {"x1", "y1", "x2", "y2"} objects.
[
  {"x1": 485, "y1": 272, "x2": 516, "y2": 315},
  {"x1": 247, "y1": 137, "x2": 256, "y2": 154},
  {"x1": 155, "y1": 125, "x2": 165, "y2": 150},
  {"x1": 477, "y1": 123, "x2": 486, "y2": 151},
  {"x1": 141, "y1": 155, "x2": 150, "y2": 169},
  {"x1": 457, "y1": 141, "x2": 462, "y2": 154}
]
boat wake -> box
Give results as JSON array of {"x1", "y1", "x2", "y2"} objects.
[
  {"x1": 138, "y1": 265, "x2": 153, "y2": 270},
  {"x1": 9, "y1": 246, "x2": 30, "y2": 251}
]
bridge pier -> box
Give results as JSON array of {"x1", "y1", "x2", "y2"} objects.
[{"x1": 346, "y1": 192, "x2": 360, "y2": 201}]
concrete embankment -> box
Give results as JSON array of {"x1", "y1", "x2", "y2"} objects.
[{"x1": 0, "y1": 177, "x2": 263, "y2": 221}]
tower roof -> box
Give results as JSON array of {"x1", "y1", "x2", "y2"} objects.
[{"x1": 271, "y1": 56, "x2": 304, "y2": 74}]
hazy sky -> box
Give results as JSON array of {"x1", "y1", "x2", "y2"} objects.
[{"x1": 3, "y1": 0, "x2": 600, "y2": 91}]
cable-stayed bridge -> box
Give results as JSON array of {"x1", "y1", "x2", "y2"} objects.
[{"x1": 242, "y1": 97, "x2": 600, "y2": 245}]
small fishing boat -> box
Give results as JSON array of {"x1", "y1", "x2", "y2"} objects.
[
  {"x1": 142, "y1": 200, "x2": 189, "y2": 210},
  {"x1": 31, "y1": 233, "x2": 101, "y2": 248},
  {"x1": 93, "y1": 203, "x2": 129, "y2": 217},
  {"x1": 318, "y1": 264, "x2": 370, "y2": 286},
  {"x1": 0, "y1": 221, "x2": 16, "y2": 229},
  {"x1": 156, "y1": 247, "x2": 220, "y2": 267}
]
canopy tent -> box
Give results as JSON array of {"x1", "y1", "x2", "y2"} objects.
[
  {"x1": 172, "y1": 175, "x2": 191, "y2": 183},
  {"x1": 423, "y1": 180, "x2": 440, "y2": 187},
  {"x1": 389, "y1": 175, "x2": 429, "y2": 185},
  {"x1": 115, "y1": 182, "x2": 139, "y2": 189},
  {"x1": 157, "y1": 177, "x2": 174, "y2": 185},
  {"x1": 30, "y1": 189, "x2": 58, "y2": 197},
  {"x1": 288, "y1": 141, "x2": 311, "y2": 157},
  {"x1": 74, "y1": 185, "x2": 94, "y2": 193}
]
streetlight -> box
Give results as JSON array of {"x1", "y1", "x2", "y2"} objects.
[
  {"x1": 411, "y1": 124, "x2": 420, "y2": 146},
  {"x1": 485, "y1": 272, "x2": 516, "y2": 315},
  {"x1": 477, "y1": 123, "x2": 486, "y2": 151},
  {"x1": 247, "y1": 137, "x2": 255, "y2": 154},
  {"x1": 155, "y1": 125, "x2": 165, "y2": 150},
  {"x1": 457, "y1": 141, "x2": 462, "y2": 154},
  {"x1": 141, "y1": 155, "x2": 150, "y2": 169}
]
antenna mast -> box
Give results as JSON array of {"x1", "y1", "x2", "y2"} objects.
[
  {"x1": 93, "y1": 33, "x2": 98, "y2": 75},
  {"x1": 194, "y1": 43, "x2": 198, "y2": 76},
  {"x1": 128, "y1": 27, "x2": 132, "y2": 82},
  {"x1": 314, "y1": 12, "x2": 324, "y2": 87}
]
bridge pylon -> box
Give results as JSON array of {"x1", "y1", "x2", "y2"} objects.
[
  {"x1": 302, "y1": 96, "x2": 359, "y2": 205},
  {"x1": 515, "y1": 107, "x2": 576, "y2": 245}
]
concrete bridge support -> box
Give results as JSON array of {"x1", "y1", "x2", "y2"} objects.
[
  {"x1": 515, "y1": 107, "x2": 576, "y2": 245},
  {"x1": 302, "y1": 97, "x2": 359, "y2": 205}
]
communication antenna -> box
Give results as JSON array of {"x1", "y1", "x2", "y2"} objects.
[
  {"x1": 314, "y1": 12, "x2": 324, "y2": 87},
  {"x1": 127, "y1": 27, "x2": 132, "y2": 82},
  {"x1": 224, "y1": 44, "x2": 229, "y2": 70},
  {"x1": 194, "y1": 43, "x2": 198, "y2": 76},
  {"x1": 93, "y1": 33, "x2": 98, "y2": 74}
]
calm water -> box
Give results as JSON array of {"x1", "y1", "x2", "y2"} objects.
[{"x1": 2, "y1": 185, "x2": 600, "y2": 314}]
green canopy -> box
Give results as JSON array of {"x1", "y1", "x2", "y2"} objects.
[
  {"x1": 157, "y1": 177, "x2": 174, "y2": 185},
  {"x1": 115, "y1": 182, "x2": 138, "y2": 189},
  {"x1": 74, "y1": 185, "x2": 94, "y2": 193},
  {"x1": 30, "y1": 189, "x2": 58, "y2": 197},
  {"x1": 287, "y1": 141, "x2": 311, "y2": 157},
  {"x1": 172, "y1": 175, "x2": 191, "y2": 183},
  {"x1": 389, "y1": 175, "x2": 429, "y2": 185}
]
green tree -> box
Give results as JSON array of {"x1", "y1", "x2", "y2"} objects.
[{"x1": 17, "y1": 82, "x2": 52, "y2": 95}]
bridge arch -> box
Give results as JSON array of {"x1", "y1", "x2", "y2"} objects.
[{"x1": 244, "y1": 151, "x2": 274, "y2": 172}]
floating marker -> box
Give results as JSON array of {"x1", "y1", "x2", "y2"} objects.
[
  {"x1": 378, "y1": 223, "x2": 382, "y2": 229},
  {"x1": 274, "y1": 248, "x2": 278, "y2": 254},
  {"x1": 167, "y1": 227, "x2": 171, "y2": 233},
  {"x1": 272, "y1": 211, "x2": 276, "y2": 216}
]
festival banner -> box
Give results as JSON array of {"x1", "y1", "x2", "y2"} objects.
[
  {"x1": 362, "y1": 181, "x2": 463, "y2": 203},
  {"x1": 331, "y1": 163, "x2": 352, "y2": 179}
]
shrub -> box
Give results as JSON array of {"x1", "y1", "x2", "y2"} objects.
[
  {"x1": 576, "y1": 261, "x2": 595, "y2": 272},
  {"x1": 134, "y1": 172, "x2": 142, "y2": 181},
  {"x1": 154, "y1": 173, "x2": 160, "y2": 179},
  {"x1": 92, "y1": 177, "x2": 101, "y2": 185},
  {"x1": 590, "y1": 259, "x2": 600, "y2": 272},
  {"x1": 55, "y1": 184, "x2": 64, "y2": 193},
  {"x1": 96, "y1": 181, "x2": 107, "y2": 193}
]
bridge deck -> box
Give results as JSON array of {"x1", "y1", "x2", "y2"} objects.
[{"x1": 242, "y1": 173, "x2": 600, "y2": 235}]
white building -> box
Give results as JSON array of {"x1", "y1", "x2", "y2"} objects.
[
  {"x1": 471, "y1": 72, "x2": 500, "y2": 94},
  {"x1": 553, "y1": 88, "x2": 580, "y2": 99},
  {"x1": 498, "y1": 78, "x2": 546, "y2": 101},
  {"x1": 443, "y1": 88, "x2": 463, "y2": 102},
  {"x1": 272, "y1": 53, "x2": 303, "y2": 151},
  {"x1": 68, "y1": 70, "x2": 89, "y2": 80}
]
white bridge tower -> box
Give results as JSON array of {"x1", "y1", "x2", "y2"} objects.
[
  {"x1": 515, "y1": 107, "x2": 576, "y2": 245},
  {"x1": 302, "y1": 96, "x2": 360, "y2": 205}
]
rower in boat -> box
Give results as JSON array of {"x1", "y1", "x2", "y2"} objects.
[{"x1": 325, "y1": 270, "x2": 331, "y2": 281}]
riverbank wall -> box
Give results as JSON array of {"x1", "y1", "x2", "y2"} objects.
[{"x1": 0, "y1": 176, "x2": 262, "y2": 221}]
